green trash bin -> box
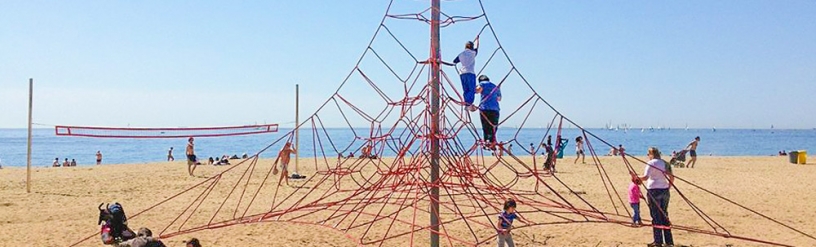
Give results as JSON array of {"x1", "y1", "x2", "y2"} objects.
[{"x1": 789, "y1": 151, "x2": 799, "y2": 164}]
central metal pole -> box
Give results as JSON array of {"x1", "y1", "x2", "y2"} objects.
[
  {"x1": 429, "y1": 0, "x2": 441, "y2": 246},
  {"x1": 26, "y1": 78, "x2": 33, "y2": 193},
  {"x1": 295, "y1": 84, "x2": 299, "y2": 175}
]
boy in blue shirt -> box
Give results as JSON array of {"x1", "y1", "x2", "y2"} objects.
[
  {"x1": 497, "y1": 198, "x2": 524, "y2": 247},
  {"x1": 476, "y1": 75, "x2": 501, "y2": 149}
]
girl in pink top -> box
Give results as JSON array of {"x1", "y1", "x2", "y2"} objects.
[{"x1": 628, "y1": 177, "x2": 644, "y2": 226}]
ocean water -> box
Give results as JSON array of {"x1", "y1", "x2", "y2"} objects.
[{"x1": 0, "y1": 128, "x2": 813, "y2": 168}]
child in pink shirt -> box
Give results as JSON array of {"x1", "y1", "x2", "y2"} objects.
[{"x1": 628, "y1": 177, "x2": 644, "y2": 226}]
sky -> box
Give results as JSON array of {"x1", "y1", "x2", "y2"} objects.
[{"x1": 1, "y1": 0, "x2": 815, "y2": 129}]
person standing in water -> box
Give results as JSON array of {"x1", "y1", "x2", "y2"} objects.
[
  {"x1": 186, "y1": 137, "x2": 197, "y2": 176},
  {"x1": 96, "y1": 151, "x2": 103, "y2": 165}
]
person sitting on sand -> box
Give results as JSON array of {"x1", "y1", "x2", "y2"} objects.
[
  {"x1": 274, "y1": 142, "x2": 297, "y2": 186},
  {"x1": 348, "y1": 152, "x2": 355, "y2": 158},
  {"x1": 63, "y1": 158, "x2": 70, "y2": 167},
  {"x1": 184, "y1": 238, "x2": 202, "y2": 247},
  {"x1": 207, "y1": 157, "x2": 214, "y2": 165},
  {"x1": 242, "y1": 153, "x2": 248, "y2": 159},
  {"x1": 779, "y1": 150, "x2": 787, "y2": 156},
  {"x1": 70, "y1": 159, "x2": 77, "y2": 167},
  {"x1": 618, "y1": 144, "x2": 626, "y2": 156},
  {"x1": 114, "y1": 227, "x2": 166, "y2": 247},
  {"x1": 53, "y1": 158, "x2": 60, "y2": 167}
]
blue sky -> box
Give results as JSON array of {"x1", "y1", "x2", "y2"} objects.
[{"x1": 1, "y1": 0, "x2": 814, "y2": 129}]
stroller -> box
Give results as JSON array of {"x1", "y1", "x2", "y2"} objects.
[{"x1": 670, "y1": 150, "x2": 688, "y2": 168}]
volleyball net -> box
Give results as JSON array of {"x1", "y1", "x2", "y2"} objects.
[{"x1": 54, "y1": 124, "x2": 278, "y2": 138}]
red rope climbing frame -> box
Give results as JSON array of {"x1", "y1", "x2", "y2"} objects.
[{"x1": 69, "y1": 1, "x2": 816, "y2": 246}]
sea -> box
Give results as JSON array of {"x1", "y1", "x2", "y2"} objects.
[{"x1": 0, "y1": 128, "x2": 814, "y2": 168}]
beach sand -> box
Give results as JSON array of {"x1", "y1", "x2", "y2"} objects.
[{"x1": 1, "y1": 155, "x2": 815, "y2": 247}]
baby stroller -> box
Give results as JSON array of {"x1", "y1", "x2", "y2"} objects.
[{"x1": 670, "y1": 150, "x2": 688, "y2": 168}]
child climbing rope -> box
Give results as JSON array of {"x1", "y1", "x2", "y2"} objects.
[
  {"x1": 496, "y1": 198, "x2": 524, "y2": 247},
  {"x1": 476, "y1": 74, "x2": 500, "y2": 149},
  {"x1": 442, "y1": 37, "x2": 479, "y2": 111}
]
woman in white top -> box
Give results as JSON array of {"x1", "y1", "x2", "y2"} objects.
[
  {"x1": 573, "y1": 136, "x2": 585, "y2": 164},
  {"x1": 636, "y1": 147, "x2": 674, "y2": 247}
]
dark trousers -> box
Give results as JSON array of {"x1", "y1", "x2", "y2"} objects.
[
  {"x1": 648, "y1": 188, "x2": 673, "y2": 245},
  {"x1": 480, "y1": 110, "x2": 499, "y2": 144}
]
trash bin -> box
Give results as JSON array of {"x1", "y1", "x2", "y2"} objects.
[
  {"x1": 789, "y1": 151, "x2": 799, "y2": 164},
  {"x1": 798, "y1": 150, "x2": 807, "y2": 164}
]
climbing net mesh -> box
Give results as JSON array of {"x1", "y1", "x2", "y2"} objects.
[{"x1": 72, "y1": 1, "x2": 814, "y2": 246}]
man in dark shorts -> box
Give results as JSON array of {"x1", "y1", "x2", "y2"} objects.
[
  {"x1": 96, "y1": 151, "x2": 103, "y2": 165},
  {"x1": 686, "y1": 136, "x2": 700, "y2": 168},
  {"x1": 186, "y1": 137, "x2": 197, "y2": 176}
]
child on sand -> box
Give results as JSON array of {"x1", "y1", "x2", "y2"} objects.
[
  {"x1": 496, "y1": 198, "x2": 524, "y2": 247},
  {"x1": 629, "y1": 177, "x2": 644, "y2": 226},
  {"x1": 186, "y1": 137, "x2": 197, "y2": 176},
  {"x1": 274, "y1": 142, "x2": 297, "y2": 186}
]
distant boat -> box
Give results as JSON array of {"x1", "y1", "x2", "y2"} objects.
[
  {"x1": 713, "y1": 126, "x2": 717, "y2": 132},
  {"x1": 685, "y1": 124, "x2": 688, "y2": 131}
]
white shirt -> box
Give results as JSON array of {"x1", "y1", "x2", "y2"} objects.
[
  {"x1": 456, "y1": 49, "x2": 477, "y2": 75},
  {"x1": 643, "y1": 159, "x2": 670, "y2": 189},
  {"x1": 576, "y1": 142, "x2": 583, "y2": 152}
]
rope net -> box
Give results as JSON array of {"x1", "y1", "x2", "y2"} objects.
[
  {"x1": 70, "y1": 1, "x2": 814, "y2": 246},
  {"x1": 55, "y1": 124, "x2": 279, "y2": 138}
]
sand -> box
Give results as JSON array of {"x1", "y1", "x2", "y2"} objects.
[{"x1": 1, "y1": 155, "x2": 815, "y2": 247}]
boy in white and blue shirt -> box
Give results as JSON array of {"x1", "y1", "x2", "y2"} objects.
[{"x1": 444, "y1": 38, "x2": 479, "y2": 111}]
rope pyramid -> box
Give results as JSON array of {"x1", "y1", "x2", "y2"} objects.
[{"x1": 71, "y1": 1, "x2": 815, "y2": 246}]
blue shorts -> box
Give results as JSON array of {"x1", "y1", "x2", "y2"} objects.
[{"x1": 689, "y1": 150, "x2": 697, "y2": 157}]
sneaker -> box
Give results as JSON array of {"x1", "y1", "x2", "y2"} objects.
[
  {"x1": 467, "y1": 105, "x2": 478, "y2": 112},
  {"x1": 647, "y1": 243, "x2": 663, "y2": 247}
]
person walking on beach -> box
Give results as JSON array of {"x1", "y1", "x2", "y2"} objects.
[
  {"x1": 167, "y1": 147, "x2": 175, "y2": 162},
  {"x1": 574, "y1": 136, "x2": 585, "y2": 164},
  {"x1": 96, "y1": 151, "x2": 103, "y2": 165},
  {"x1": 186, "y1": 137, "x2": 197, "y2": 176},
  {"x1": 442, "y1": 38, "x2": 480, "y2": 112},
  {"x1": 274, "y1": 142, "x2": 297, "y2": 186},
  {"x1": 634, "y1": 147, "x2": 674, "y2": 246},
  {"x1": 685, "y1": 136, "x2": 700, "y2": 168},
  {"x1": 476, "y1": 75, "x2": 501, "y2": 149}
]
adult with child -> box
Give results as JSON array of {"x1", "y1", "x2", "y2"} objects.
[
  {"x1": 633, "y1": 147, "x2": 674, "y2": 247},
  {"x1": 685, "y1": 136, "x2": 700, "y2": 168},
  {"x1": 574, "y1": 136, "x2": 585, "y2": 164},
  {"x1": 186, "y1": 137, "x2": 197, "y2": 176},
  {"x1": 476, "y1": 74, "x2": 501, "y2": 150},
  {"x1": 442, "y1": 38, "x2": 480, "y2": 112}
]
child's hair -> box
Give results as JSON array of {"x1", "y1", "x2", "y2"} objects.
[
  {"x1": 631, "y1": 176, "x2": 641, "y2": 185},
  {"x1": 503, "y1": 198, "x2": 517, "y2": 211},
  {"x1": 575, "y1": 136, "x2": 582, "y2": 142}
]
